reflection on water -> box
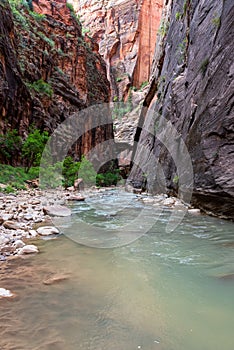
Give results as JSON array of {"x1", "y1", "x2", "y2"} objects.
[{"x1": 0, "y1": 189, "x2": 234, "y2": 350}]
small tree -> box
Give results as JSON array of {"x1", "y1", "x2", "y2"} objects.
[
  {"x1": 62, "y1": 156, "x2": 80, "y2": 188},
  {"x1": 22, "y1": 129, "x2": 49, "y2": 172}
]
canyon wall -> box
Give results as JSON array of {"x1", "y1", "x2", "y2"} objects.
[
  {"x1": 0, "y1": 0, "x2": 112, "y2": 164},
  {"x1": 70, "y1": 0, "x2": 163, "y2": 100},
  {"x1": 128, "y1": 0, "x2": 234, "y2": 219}
]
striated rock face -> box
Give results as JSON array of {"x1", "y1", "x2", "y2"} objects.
[
  {"x1": 70, "y1": 0, "x2": 163, "y2": 100},
  {"x1": 0, "y1": 0, "x2": 112, "y2": 164},
  {"x1": 128, "y1": 0, "x2": 234, "y2": 219}
]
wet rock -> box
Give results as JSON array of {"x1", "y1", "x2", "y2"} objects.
[
  {"x1": 218, "y1": 273, "x2": 234, "y2": 281},
  {"x1": 188, "y1": 209, "x2": 201, "y2": 215},
  {"x1": 0, "y1": 288, "x2": 14, "y2": 298},
  {"x1": 133, "y1": 188, "x2": 142, "y2": 194},
  {"x1": 24, "y1": 214, "x2": 34, "y2": 221},
  {"x1": 37, "y1": 226, "x2": 60, "y2": 236},
  {"x1": 18, "y1": 245, "x2": 39, "y2": 255},
  {"x1": 1, "y1": 214, "x2": 13, "y2": 221},
  {"x1": 67, "y1": 186, "x2": 75, "y2": 192},
  {"x1": 28, "y1": 230, "x2": 38, "y2": 237},
  {"x1": 3, "y1": 221, "x2": 21, "y2": 230},
  {"x1": 67, "y1": 196, "x2": 85, "y2": 202},
  {"x1": 13, "y1": 240, "x2": 25, "y2": 249},
  {"x1": 74, "y1": 178, "x2": 83, "y2": 189},
  {"x1": 162, "y1": 198, "x2": 175, "y2": 206},
  {"x1": 43, "y1": 205, "x2": 71, "y2": 217},
  {"x1": 0, "y1": 236, "x2": 10, "y2": 245}
]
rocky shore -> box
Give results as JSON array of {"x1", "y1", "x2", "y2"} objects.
[
  {"x1": 0, "y1": 186, "x2": 201, "y2": 262},
  {"x1": 0, "y1": 188, "x2": 82, "y2": 260}
]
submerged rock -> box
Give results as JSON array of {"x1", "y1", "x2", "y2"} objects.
[
  {"x1": 218, "y1": 273, "x2": 234, "y2": 281},
  {"x1": 43, "y1": 273, "x2": 70, "y2": 285}
]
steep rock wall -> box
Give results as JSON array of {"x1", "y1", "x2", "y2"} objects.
[
  {"x1": 0, "y1": 0, "x2": 112, "y2": 164},
  {"x1": 128, "y1": 0, "x2": 234, "y2": 219},
  {"x1": 70, "y1": 0, "x2": 163, "y2": 100}
]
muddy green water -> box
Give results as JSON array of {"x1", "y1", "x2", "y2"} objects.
[{"x1": 0, "y1": 189, "x2": 234, "y2": 350}]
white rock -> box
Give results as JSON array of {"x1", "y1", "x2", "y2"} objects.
[
  {"x1": 28, "y1": 230, "x2": 38, "y2": 237},
  {"x1": 0, "y1": 236, "x2": 10, "y2": 245},
  {"x1": 162, "y1": 198, "x2": 175, "y2": 206},
  {"x1": 37, "y1": 226, "x2": 60, "y2": 236},
  {"x1": 18, "y1": 244, "x2": 39, "y2": 255},
  {"x1": 3, "y1": 221, "x2": 20, "y2": 230},
  {"x1": 24, "y1": 214, "x2": 34, "y2": 221},
  {"x1": 13, "y1": 240, "x2": 25, "y2": 249},
  {"x1": 1, "y1": 214, "x2": 13, "y2": 221},
  {"x1": 188, "y1": 209, "x2": 201, "y2": 215},
  {"x1": 0, "y1": 288, "x2": 14, "y2": 298},
  {"x1": 0, "y1": 183, "x2": 7, "y2": 190},
  {"x1": 43, "y1": 205, "x2": 71, "y2": 217}
]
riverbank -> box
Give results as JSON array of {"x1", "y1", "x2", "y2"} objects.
[{"x1": 0, "y1": 186, "x2": 198, "y2": 260}]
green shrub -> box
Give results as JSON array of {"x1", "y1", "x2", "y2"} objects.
[
  {"x1": 37, "y1": 32, "x2": 55, "y2": 48},
  {"x1": 0, "y1": 130, "x2": 22, "y2": 165},
  {"x1": 158, "y1": 20, "x2": 169, "y2": 37},
  {"x1": 4, "y1": 185, "x2": 15, "y2": 194},
  {"x1": 200, "y1": 58, "x2": 209, "y2": 76},
  {"x1": 112, "y1": 96, "x2": 133, "y2": 119},
  {"x1": 62, "y1": 156, "x2": 80, "y2": 188},
  {"x1": 183, "y1": 0, "x2": 188, "y2": 15},
  {"x1": 66, "y1": 2, "x2": 74, "y2": 12},
  {"x1": 96, "y1": 171, "x2": 120, "y2": 187},
  {"x1": 28, "y1": 79, "x2": 53, "y2": 97},
  {"x1": 82, "y1": 27, "x2": 90, "y2": 35},
  {"x1": 173, "y1": 175, "x2": 179, "y2": 184},
  {"x1": 0, "y1": 164, "x2": 39, "y2": 191},
  {"x1": 140, "y1": 81, "x2": 148, "y2": 91},
  {"x1": 175, "y1": 12, "x2": 182, "y2": 21},
  {"x1": 30, "y1": 11, "x2": 45, "y2": 21},
  {"x1": 212, "y1": 16, "x2": 221, "y2": 29},
  {"x1": 22, "y1": 129, "x2": 49, "y2": 171},
  {"x1": 8, "y1": 0, "x2": 29, "y2": 28},
  {"x1": 116, "y1": 77, "x2": 123, "y2": 82}
]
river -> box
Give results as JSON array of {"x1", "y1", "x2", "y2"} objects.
[{"x1": 0, "y1": 189, "x2": 233, "y2": 350}]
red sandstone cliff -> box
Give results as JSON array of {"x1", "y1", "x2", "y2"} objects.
[
  {"x1": 70, "y1": 0, "x2": 163, "y2": 100},
  {"x1": 0, "y1": 0, "x2": 112, "y2": 164}
]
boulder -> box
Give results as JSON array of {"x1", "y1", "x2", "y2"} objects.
[
  {"x1": 74, "y1": 178, "x2": 83, "y2": 189},
  {"x1": 43, "y1": 205, "x2": 71, "y2": 217},
  {"x1": 13, "y1": 240, "x2": 25, "y2": 249},
  {"x1": 37, "y1": 226, "x2": 60, "y2": 236},
  {"x1": 3, "y1": 221, "x2": 20, "y2": 230},
  {"x1": 18, "y1": 244, "x2": 39, "y2": 255},
  {"x1": 67, "y1": 196, "x2": 85, "y2": 201}
]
